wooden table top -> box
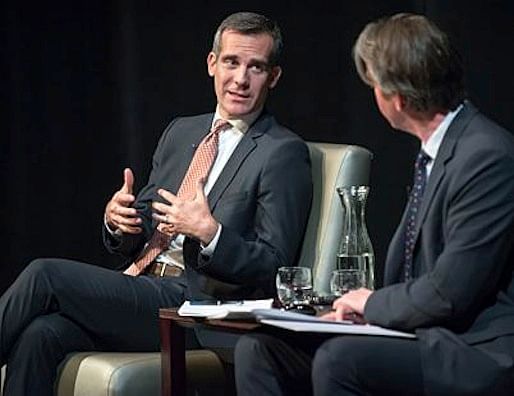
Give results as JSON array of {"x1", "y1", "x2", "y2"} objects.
[{"x1": 159, "y1": 307, "x2": 261, "y2": 332}]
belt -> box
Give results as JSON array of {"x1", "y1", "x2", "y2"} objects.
[{"x1": 146, "y1": 262, "x2": 183, "y2": 277}]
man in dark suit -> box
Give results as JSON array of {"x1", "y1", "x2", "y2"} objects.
[
  {"x1": 235, "y1": 13, "x2": 514, "y2": 396},
  {"x1": 0, "y1": 12, "x2": 312, "y2": 395}
]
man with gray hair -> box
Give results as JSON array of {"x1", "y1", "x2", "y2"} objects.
[
  {"x1": 0, "y1": 12, "x2": 312, "y2": 395},
  {"x1": 235, "y1": 13, "x2": 514, "y2": 395}
]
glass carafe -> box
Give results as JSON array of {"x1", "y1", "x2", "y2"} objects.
[{"x1": 336, "y1": 185, "x2": 375, "y2": 289}]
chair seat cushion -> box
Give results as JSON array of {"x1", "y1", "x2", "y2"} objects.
[{"x1": 56, "y1": 350, "x2": 226, "y2": 396}]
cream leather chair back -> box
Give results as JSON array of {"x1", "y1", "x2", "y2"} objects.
[{"x1": 300, "y1": 143, "x2": 373, "y2": 292}]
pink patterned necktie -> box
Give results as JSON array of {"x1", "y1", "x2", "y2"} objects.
[{"x1": 124, "y1": 119, "x2": 230, "y2": 276}]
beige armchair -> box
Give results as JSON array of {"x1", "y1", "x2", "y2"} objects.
[{"x1": 1, "y1": 143, "x2": 372, "y2": 396}]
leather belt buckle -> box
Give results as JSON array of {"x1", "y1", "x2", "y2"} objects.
[
  {"x1": 148, "y1": 261, "x2": 183, "y2": 277},
  {"x1": 160, "y1": 262, "x2": 168, "y2": 277}
]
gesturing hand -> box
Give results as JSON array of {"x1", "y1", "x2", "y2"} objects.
[
  {"x1": 152, "y1": 179, "x2": 219, "y2": 245},
  {"x1": 105, "y1": 168, "x2": 142, "y2": 234}
]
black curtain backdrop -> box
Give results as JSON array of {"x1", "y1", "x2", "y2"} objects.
[{"x1": 2, "y1": 0, "x2": 514, "y2": 293}]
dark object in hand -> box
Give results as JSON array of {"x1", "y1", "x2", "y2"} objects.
[{"x1": 310, "y1": 294, "x2": 337, "y2": 306}]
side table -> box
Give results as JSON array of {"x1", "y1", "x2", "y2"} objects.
[{"x1": 159, "y1": 308, "x2": 261, "y2": 396}]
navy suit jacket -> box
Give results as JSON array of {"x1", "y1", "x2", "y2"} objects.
[
  {"x1": 365, "y1": 102, "x2": 514, "y2": 394},
  {"x1": 104, "y1": 111, "x2": 313, "y2": 302}
]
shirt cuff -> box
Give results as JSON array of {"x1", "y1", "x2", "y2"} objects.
[
  {"x1": 104, "y1": 214, "x2": 123, "y2": 238},
  {"x1": 200, "y1": 223, "x2": 222, "y2": 256}
]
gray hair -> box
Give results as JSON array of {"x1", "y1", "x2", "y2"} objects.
[
  {"x1": 353, "y1": 13, "x2": 465, "y2": 112},
  {"x1": 212, "y1": 12, "x2": 283, "y2": 66}
]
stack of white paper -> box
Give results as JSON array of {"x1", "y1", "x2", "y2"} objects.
[{"x1": 177, "y1": 299, "x2": 274, "y2": 318}]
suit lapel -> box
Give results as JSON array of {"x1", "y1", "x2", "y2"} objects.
[
  {"x1": 384, "y1": 218, "x2": 408, "y2": 285},
  {"x1": 207, "y1": 113, "x2": 269, "y2": 210},
  {"x1": 175, "y1": 115, "x2": 214, "y2": 190},
  {"x1": 384, "y1": 102, "x2": 479, "y2": 284},
  {"x1": 414, "y1": 102, "x2": 478, "y2": 242}
]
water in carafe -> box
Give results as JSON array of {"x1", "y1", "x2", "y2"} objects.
[{"x1": 337, "y1": 186, "x2": 375, "y2": 289}]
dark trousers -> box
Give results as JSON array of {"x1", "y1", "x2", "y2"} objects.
[
  {"x1": 0, "y1": 258, "x2": 186, "y2": 396},
  {"x1": 235, "y1": 331, "x2": 424, "y2": 396}
]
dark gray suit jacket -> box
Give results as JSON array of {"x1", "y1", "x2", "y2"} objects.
[
  {"x1": 365, "y1": 102, "x2": 514, "y2": 394},
  {"x1": 104, "y1": 111, "x2": 312, "y2": 302}
]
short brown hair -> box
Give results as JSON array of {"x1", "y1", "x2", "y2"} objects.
[
  {"x1": 353, "y1": 13, "x2": 465, "y2": 112},
  {"x1": 212, "y1": 12, "x2": 283, "y2": 66}
]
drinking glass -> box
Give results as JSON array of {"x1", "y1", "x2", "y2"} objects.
[
  {"x1": 330, "y1": 269, "x2": 366, "y2": 297},
  {"x1": 275, "y1": 266, "x2": 313, "y2": 307}
]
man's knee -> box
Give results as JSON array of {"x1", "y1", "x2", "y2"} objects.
[
  {"x1": 23, "y1": 258, "x2": 56, "y2": 280},
  {"x1": 20, "y1": 258, "x2": 73, "y2": 292},
  {"x1": 314, "y1": 337, "x2": 357, "y2": 367}
]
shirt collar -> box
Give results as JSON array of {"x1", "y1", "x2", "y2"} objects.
[
  {"x1": 422, "y1": 103, "x2": 464, "y2": 160},
  {"x1": 212, "y1": 106, "x2": 262, "y2": 134}
]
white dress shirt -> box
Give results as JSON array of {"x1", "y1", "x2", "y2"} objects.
[{"x1": 421, "y1": 104, "x2": 463, "y2": 178}]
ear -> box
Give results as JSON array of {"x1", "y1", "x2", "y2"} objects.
[
  {"x1": 207, "y1": 52, "x2": 217, "y2": 77},
  {"x1": 393, "y1": 93, "x2": 406, "y2": 112},
  {"x1": 268, "y1": 66, "x2": 282, "y2": 89}
]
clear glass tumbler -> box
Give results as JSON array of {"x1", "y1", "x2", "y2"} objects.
[{"x1": 276, "y1": 266, "x2": 313, "y2": 308}]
